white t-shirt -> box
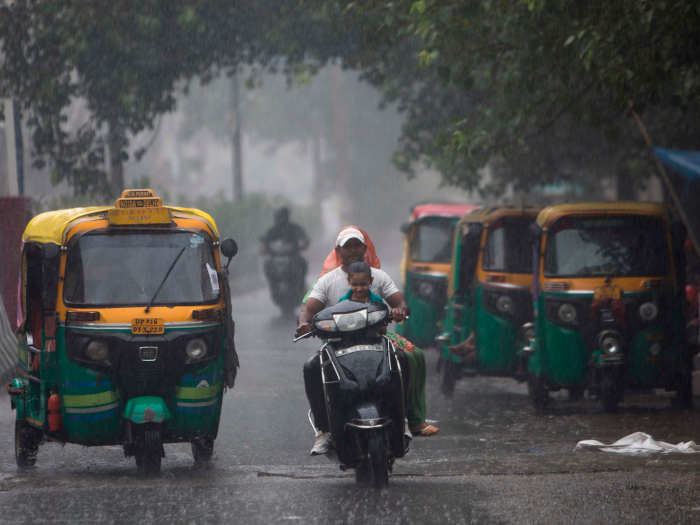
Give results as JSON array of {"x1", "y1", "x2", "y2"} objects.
[{"x1": 307, "y1": 266, "x2": 400, "y2": 307}]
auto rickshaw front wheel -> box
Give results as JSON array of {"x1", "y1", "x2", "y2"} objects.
[
  {"x1": 672, "y1": 368, "x2": 693, "y2": 409},
  {"x1": 600, "y1": 368, "x2": 623, "y2": 412},
  {"x1": 440, "y1": 360, "x2": 459, "y2": 398},
  {"x1": 135, "y1": 426, "x2": 163, "y2": 475},
  {"x1": 15, "y1": 420, "x2": 41, "y2": 469},
  {"x1": 527, "y1": 373, "x2": 549, "y2": 413}
]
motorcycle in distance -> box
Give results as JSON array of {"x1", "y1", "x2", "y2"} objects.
[
  {"x1": 262, "y1": 238, "x2": 307, "y2": 318},
  {"x1": 295, "y1": 300, "x2": 410, "y2": 488}
]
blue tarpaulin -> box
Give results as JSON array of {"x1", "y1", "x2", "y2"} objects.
[{"x1": 653, "y1": 147, "x2": 700, "y2": 181}]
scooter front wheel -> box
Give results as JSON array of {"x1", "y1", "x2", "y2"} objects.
[{"x1": 356, "y1": 431, "x2": 389, "y2": 488}]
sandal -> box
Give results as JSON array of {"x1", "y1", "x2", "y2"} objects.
[{"x1": 410, "y1": 423, "x2": 439, "y2": 436}]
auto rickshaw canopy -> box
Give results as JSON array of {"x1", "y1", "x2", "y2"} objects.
[
  {"x1": 455, "y1": 204, "x2": 541, "y2": 229},
  {"x1": 536, "y1": 201, "x2": 669, "y2": 231},
  {"x1": 22, "y1": 189, "x2": 219, "y2": 245},
  {"x1": 410, "y1": 203, "x2": 478, "y2": 221}
]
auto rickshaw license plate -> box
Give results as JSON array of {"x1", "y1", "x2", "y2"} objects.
[{"x1": 131, "y1": 318, "x2": 165, "y2": 335}]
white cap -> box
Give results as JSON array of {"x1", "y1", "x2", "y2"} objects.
[{"x1": 336, "y1": 227, "x2": 365, "y2": 247}]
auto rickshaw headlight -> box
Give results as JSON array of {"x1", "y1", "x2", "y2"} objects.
[
  {"x1": 185, "y1": 338, "x2": 208, "y2": 360},
  {"x1": 638, "y1": 302, "x2": 658, "y2": 322},
  {"x1": 418, "y1": 281, "x2": 434, "y2": 299},
  {"x1": 649, "y1": 342, "x2": 662, "y2": 356},
  {"x1": 557, "y1": 303, "x2": 577, "y2": 323},
  {"x1": 601, "y1": 335, "x2": 621, "y2": 355},
  {"x1": 85, "y1": 340, "x2": 109, "y2": 361},
  {"x1": 496, "y1": 295, "x2": 514, "y2": 315}
]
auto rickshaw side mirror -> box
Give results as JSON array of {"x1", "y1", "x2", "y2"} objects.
[
  {"x1": 221, "y1": 238, "x2": 238, "y2": 267},
  {"x1": 400, "y1": 222, "x2": 410, "y2": 235}
]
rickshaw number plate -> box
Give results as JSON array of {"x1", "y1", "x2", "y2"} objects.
[{"x1": 131, "y1": 318, "x2": 165, "y2": 335}]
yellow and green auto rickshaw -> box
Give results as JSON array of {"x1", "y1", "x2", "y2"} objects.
[
  {"x1": 7, "y1": 189, "x2": 239, "y2": 473},
  {"x1": 523, "y1": 202, "x2": 692, "y2": 411},
  {"x1": 438, "y1": 206, "x2": 540, "y2": 397},
  {"x1": 397, "y1": 203, "x2": 478, "y2": 347}
]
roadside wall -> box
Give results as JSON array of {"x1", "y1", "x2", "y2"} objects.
[
  {"x1": 0, "y1": 294, "x2": 17, "y2": 383},
  {"x1": 0, "y1": 196, "x2": 32, "y2": 330}
]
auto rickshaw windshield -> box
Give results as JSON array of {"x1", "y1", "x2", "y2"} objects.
[
  {"x1": 482, "y1": 218, "x2": 532, "y2": 273},
  {"x1": 63, "y1": 231, "x2": 220, "y2": 306},
  {"x1": 411, "y1": 216, "x2": 457, "y2": 263},
  {"x1": 543, "y1": 215, "x2": 669, "y2": 277}
]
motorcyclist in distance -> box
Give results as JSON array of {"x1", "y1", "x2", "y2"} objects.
[{"x1": 260, "y1": 207, "x2": 310, "y2": 313}]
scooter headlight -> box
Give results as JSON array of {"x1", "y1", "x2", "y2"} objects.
[
  {"x1": 333, "y1": 309, "x2": 368, "y2": 332},
  {"x1": 314, "y1": 319, "x2": 338, "y2": 332},
  {"x1": 558, "y1": 303, "x2": 577, "y2": 323},
  {"x1": 496, "y1": 295, "x2": 514, "y2": 315},
  {"x1": 185, "y1": 338, "x2": 208, "y2": 360},
  {"x1": 367, "y1": 309, "x2": 388, "y2": 326},
  {"x1": 639, "y1": 302, "x2": 658, "y2": 322},
  {"x1": 85, "y1": 340, "x2": 109, "y2": 361},
  {"x1": 601, "y1": 334, "x2": 621, "y2": 355}
]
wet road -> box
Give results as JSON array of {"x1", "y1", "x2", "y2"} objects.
[{"x1": 1, "y1": 287, "x2": 699, "y2": 524}]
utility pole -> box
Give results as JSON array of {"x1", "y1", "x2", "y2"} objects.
[
  {"x1": 231, "y1": 73, "x2": 244, "y2": 202},
  {"x1": 2, "y1": 98, "x2": 19, "y2": 196}
]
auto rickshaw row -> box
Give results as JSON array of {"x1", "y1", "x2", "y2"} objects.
[{"x1": 399, "y1": 201, "x2": 694, "y2": 412}]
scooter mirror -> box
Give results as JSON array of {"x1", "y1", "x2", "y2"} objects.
[{"x1": 400, "y1": 222, "x2": 410, "y2": 235}]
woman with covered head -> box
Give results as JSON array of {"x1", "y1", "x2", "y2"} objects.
[{"x1": 296, "y1": 226, "x2": 439, "y2": 456}]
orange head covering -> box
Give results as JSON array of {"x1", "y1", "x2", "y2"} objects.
[{"x1": 319, "y1": 225, "x2": 381, "y2": 277}]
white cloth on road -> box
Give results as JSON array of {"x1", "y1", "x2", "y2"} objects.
[{"x1": 575, "y1": 431, "x2": 700, "y2": 455}]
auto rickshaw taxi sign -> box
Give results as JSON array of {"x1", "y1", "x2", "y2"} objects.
[{"x1": 107, "y1": 188, "x2": 171, "y2": 225}]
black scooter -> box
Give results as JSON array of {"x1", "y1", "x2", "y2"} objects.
[{"x1": 295, "y1": 300, "x2": 409, "y2": 488}]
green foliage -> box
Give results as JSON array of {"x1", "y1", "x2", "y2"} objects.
[{"x1": 4, "y1": 0, "x2": 700, "y2": 198}]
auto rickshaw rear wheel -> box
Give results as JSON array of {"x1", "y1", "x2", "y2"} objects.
[
  {"x1": 15, "y1": 420, "x2": 41, "y2": 468},
  {"x1": 191, "y1": 437, "x2": 214, "y2": 465}
]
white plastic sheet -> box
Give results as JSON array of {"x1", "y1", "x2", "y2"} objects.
[{"x1": 575, "y1": 432, "x2": 700, "y2": 455}]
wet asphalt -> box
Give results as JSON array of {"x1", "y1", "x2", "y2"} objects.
[{"x1": 0, "y1": 286, "x2": 699, "y2": 524}]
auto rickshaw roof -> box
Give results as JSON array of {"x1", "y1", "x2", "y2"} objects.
[
  {"x1": 23, "y1": 204, "x2": 220, "y2": 245},
  {"x1": 410, "y1": 203, "x2": 479, "y2": 221},
  {"x1": 536, "y1": 201, "x2": 669, "y2": 229},
  {"x1": 455, "y1": 205, "x2": 541, "y2": 227}
]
